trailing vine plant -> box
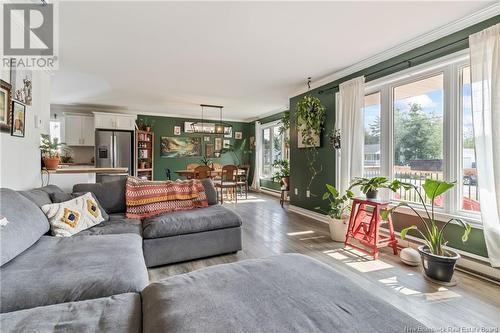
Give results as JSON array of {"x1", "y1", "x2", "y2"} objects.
[
  {"x1": 278, "y1": 110, "x2": 290, "y2": 148},
  {"x1": 296, "y1": 94, "x2": 326, "y2": 190}
]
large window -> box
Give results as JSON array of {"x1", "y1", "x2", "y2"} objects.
[
  {"x1": 261, "y1": 122, "x2": 284, "y2": 179},
  {"x1": 360, "y1": 51, "x2": 480, "y2": 223}
]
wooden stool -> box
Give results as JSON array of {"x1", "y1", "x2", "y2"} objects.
[{"x1": 345, "y1": 197, "x2": 398, "y2": 259}]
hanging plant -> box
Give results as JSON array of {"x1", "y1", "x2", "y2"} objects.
[{"x1": 295, "y1": 94, "x2": 326, "y2": 190}]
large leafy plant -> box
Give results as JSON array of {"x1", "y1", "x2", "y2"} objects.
[
  {"x1": 39, "y1": 134, "x2": 67, "y2": 158},
  {"x1": 381, "y1": 179, "x2": 472, "y2": 256},
  {"x1": 316, "y1": 184, "x2": 354, "y2": 219},
  {"x1": 295, "y1": 95, "x2": 326, "y2": 190},
  {"x1": 272, "y1": 159, "x2": 290, "y2": 181}
]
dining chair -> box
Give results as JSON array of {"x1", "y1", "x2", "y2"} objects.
[
  {"x1": 194, "y1": 165, "x2": 212, "y2": 179},
  {"x1": 211, "y1": 163, "x2": 223, "y2": 181},
  {"x1": 215, "y1": 165, "x2": 238, "y2": 203},
  {"x1": 185, "y1": 163, "x2": 200, "y2": 179},
  {"x1": 237, "y1": 165, "x2": 250, "y2": 199}
]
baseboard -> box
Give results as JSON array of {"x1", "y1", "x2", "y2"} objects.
[
  {"x1": 288, "y1": 205, "x2": 500, "y2": 283},
  {"x1": 260, "y1": 188, "x2": 281, "y2": 198}
]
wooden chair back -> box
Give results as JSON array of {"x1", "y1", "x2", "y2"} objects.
[
  {"x1": 194, "y1": 165, "x2": 212, "y2": 179},
  {"x1": 186, "y1": 163, "x2": 200, "y2": 171},
  {"x1": 221, "y1": 165, "x2": 238, "y2": 182}
]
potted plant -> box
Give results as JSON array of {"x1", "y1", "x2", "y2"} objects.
[
  {"x1": 381, "y1": 179, "x2": 471, "y2": 283},
  {"x1": 272, "y1": 159, "x2": 290, "y2": 188},
  {"x1": 39, "y1": 134, "x2": 67, "y2": 170},
  {"x1": 349, "y1": 176, "x2": 406, "y2": 199},
  {"x1": 200, "y1": 155, "x2": 212, "y2": 166},
  {"x1": 316, "y1": 184, "x2": 354, "y2": 242}
]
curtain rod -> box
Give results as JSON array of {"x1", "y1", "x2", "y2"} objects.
[{"x1": 317, "y1": 36, "x2": 469, "y2": 95}]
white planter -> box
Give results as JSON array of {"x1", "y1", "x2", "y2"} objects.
[{"x1": 328, "y1": 217, "x2": 348, "y2": 242}]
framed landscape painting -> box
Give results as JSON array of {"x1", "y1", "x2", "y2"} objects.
[
  {"x1": 11, "y1": 101, "x2": 26, "y2": 137},
  {"x1": 160, "y1": 136, "x2": 201, "y2": 158},
  {"x1": 0, "y1": 80, "x2": 12, "y2": 133}
]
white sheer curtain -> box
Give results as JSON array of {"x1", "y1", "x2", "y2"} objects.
[
  {"x1": 251, "y1": 121, "x2": 262, "y2": 191},
  {"x1": 469, "y1": 23, "x2": 500, "y2": 267},
  {"x1": 335, "y1": 76, "x2": 365, "y2": 194}
]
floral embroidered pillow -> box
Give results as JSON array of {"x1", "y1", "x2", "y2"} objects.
[{"x1": 41, "y1": 192, "x2": 105, "y2": 237}]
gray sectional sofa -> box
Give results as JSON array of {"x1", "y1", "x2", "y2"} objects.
[{"x1": 0, "y1": 180, "x2": 424, "y2": 332}]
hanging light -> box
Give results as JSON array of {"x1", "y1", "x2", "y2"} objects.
[{"x1": 191, "y1": 104, "x2": 229, "y2": 134}]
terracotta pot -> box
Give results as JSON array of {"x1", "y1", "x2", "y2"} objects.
[
  {"x1": 328, "y1": 217, "x2": 349, "y2": 242},
  {"x1": 146, "y1": 126, "x2": 151, "y2": 132},
  {"x1": 43, "y1": 157, "x2": 60, "y2": 170}
]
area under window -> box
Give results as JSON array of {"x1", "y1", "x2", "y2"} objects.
[
  {"x1": 393, "y1": 73, "x2": 444, "y2": 206},
  {"x1": 261, "y1": 122, "x2": 284, "y2": 179}
]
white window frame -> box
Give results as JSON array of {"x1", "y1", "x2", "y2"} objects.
[
  {"x1": 259, "y1": 120, "x2": 286, "y2": 180},
  {"x1": 362, "y1": 49, "x2": 481, "y2": 226}
]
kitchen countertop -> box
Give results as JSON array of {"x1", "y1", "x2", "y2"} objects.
[{"x1": 44, "y1": 167, "x2": 129, "y2": 174}]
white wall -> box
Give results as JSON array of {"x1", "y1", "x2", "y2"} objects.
[{"x1": 0, "y1": 70, "x2": 51, "y2": 190}]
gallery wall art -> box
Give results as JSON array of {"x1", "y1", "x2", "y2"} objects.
[
  {"x1": 160, "y1": 136, "x2": 201, "y2": 158},
  {"x1": 10, "y1": 65, "x2": 32, "y2": 106},
  {"x1": 0, "y1": 80, "x2": 12, "y2": 133}
]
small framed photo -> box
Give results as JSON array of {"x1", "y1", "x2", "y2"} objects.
[
  {"x1": 0, "y1": 80, "x2": 12, "y2": 133},
  {"x1": 214, "y1": 137, "x2": 222, "y2": 151},
  {"x1": 174, "y1": 126, "x2": 181, "y2": 135},
  {"x1": 223, "y1": 139, "x2": 231, "y2": 149},
  {"x1": 234, "y1": 131, "x2": 242, "y2": 139},
  {"x1": 204, "y1": 136, "x2": 211, "y2": 142},
  {"x1": 224, "y1": 126, "x2": 232, "y2": 138},
  {"x1": 11, "y1": 100, "x2": 26, "y2": 137},
  {"x1": 205, "y1": 143, "x2": 214, "y2": 157}
]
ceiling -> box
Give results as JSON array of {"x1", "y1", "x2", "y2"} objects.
[{"x1": 51, "y1": 1, "x2": 494, "y2": 122}]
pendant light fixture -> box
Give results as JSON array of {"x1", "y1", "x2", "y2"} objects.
[{"x1": 191, "y1": 104, "x2": 228, "y2": 135}]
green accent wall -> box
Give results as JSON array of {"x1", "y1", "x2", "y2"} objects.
[
  {"x1": 287, "y1": 16, "x2": 500, "y2": 258},
  {"x1": 137, "y1": 115, "x2": 254, "y2": 182}
]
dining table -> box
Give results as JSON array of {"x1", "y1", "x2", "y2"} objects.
[{"x1": 175, "y1": 169, "x2": 246, "y2": 178}]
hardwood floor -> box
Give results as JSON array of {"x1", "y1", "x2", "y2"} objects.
[{"x1": 148, "y1": 193, "x2": 500, "y2": 330}]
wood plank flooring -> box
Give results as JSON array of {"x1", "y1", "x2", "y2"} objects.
[{"x1": 148, "y1": 193, "x2": 500, "y2": 330}]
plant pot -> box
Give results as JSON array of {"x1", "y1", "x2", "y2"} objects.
[
  {"x1": 328, "y1": 217, "x2": 348, "y2": 242},
  {"x1": 365, "y1": 189, "x2": 378, "y2": 199},
  {"x1": 418, "y1": 245, "x2": 460, "y2": 283},
  {"x1": 281, "y1": 176, "x2": 290, "y2": 189},
  {"x1": 146, "y1": 126, "x2": 151, "y2": 132},
  {"x1": 43, "y1": 157, "x2": 60, "y2": 170}
]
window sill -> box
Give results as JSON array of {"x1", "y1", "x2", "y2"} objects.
[{"x1": 390, "y1": 202, "x2": 483, "y2": 229}]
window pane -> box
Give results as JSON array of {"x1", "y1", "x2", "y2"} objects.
[
  {"x1": 461, "y1": 66, "x2": 480, "y2": 212},
  {"x1": 262, "y1": 128, "x2": 272, "y2": 178},
  {"x1": 393, "y1": 74, "x2": 444, "y2": 206},
  {"x1": 363, "y1": 92, "x2": 381, "y2": 177}
]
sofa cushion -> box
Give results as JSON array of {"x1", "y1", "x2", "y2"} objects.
[
  {"x1": 0, "y1": 188, "x2": 50, "y2": 266},
  {"x1": 19, "y1": 185, "x2": 64, "y2": 207},
  {"x1": 42, "y1": 192, "x2": 106, "y2": 237},
  {"x1": 201, "y1": 178, "x2": 217, "y2": 205},
  {"x1": 53, "y1": 191, "x2": 110, "y2": 221},
  {"x1": 142, "y1": 254, "x2": 424, "y2": 333},
  {"x1": 0, "y1": 293, "x2": 141, "y2": 333},
  {"x1": 142, "y1": 204, "x2": 242, "y2": 238},
  {"x1": 75, "y1": 213, "x2": 142, "y2": 237},
  {"x1": 73, "y1": 178, "x2": 127, "y2": 214},
  {"x1": 0, "y1": 234, "x2": 148, "y2": 313}
]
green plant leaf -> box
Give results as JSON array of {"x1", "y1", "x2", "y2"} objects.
[
  {"x1": 462, "y1": 223, "x2": 472, "y2": 242},
  {"x1": 422, "y1": 179, "x2": 455, "y2": 201},
  {"x1": 380, "y1": 209, "x2": 390, "y2": 221},
  {"x1": 322, "y1": 192, "x2": 330, "y2": 200},
  {"x1": 326, "y1": 184, "x2": 338, "y2": 196},
  {"x1": 400, "y1": 225, "x2": 417, "y2": 240}
]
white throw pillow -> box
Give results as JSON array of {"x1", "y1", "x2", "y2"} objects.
[{"x1": 42, "y1": 192, "x2": 105, "y2": 237}]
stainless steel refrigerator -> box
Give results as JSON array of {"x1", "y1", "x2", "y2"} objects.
[{"x1": 95, "y1": 130, "x2": 134, "y2": 182}]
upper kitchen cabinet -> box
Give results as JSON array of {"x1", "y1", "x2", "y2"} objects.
[
  {"x1": 65, "y1": 114, "x2": 95, "y2": 146},
  {"x1": 94, "y1": 112, "x2": 137, "y2": 131}
]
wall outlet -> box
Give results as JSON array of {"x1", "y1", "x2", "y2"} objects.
[
  {"x1": 294, "y1": 188, "x2": 298, "y2": 195},
  {"x1": 306, "y1": 190, "x2": 310, "y2": 198}
]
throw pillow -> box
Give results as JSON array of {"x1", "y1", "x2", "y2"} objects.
[
  {"x1": 41, "y1": 192, "x2": 105, "y2": 237},
  {"x1": 50, "y1": 191, "x2": 110, "y2": 221}
]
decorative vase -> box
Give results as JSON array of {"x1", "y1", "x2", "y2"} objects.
[
  {"x1": 328, "y1": 217, "x2": 348, "y2": 242},
  {"x1": 418, "y1": 245, "x2": 460, "y2": 283},
  {"x1": 365, "y1": 190, "x2": 378, "y2": 199},
  {"x1": 400, "y1": 247, "x2": 420, "y2": 266},
  {"x1": 43, "y1": 157, "x2": 60, "y2": 170}
]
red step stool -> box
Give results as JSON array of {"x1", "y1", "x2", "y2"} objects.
[{"x1": 344, "y1": 197, "x2": 398, "y2": 259}]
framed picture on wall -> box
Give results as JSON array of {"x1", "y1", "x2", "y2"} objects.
[
  {"x1": 160, "y1": 137, "x2": 201, "y2": 158},
  {"x1": 234, "y1": 131, "x2": 242, "y2": 139},
  {"x1": 223, "y1": 139, "x2": 231, "y2": 149},
  {"x1": 224, "y1": 126, "x2": 232, "y2": 138},
  {"x1": 174, "y1": 126, "x2": 181, "y2": 135},
  {"x1": 214, "y1": 137, "x2": 222, "y2": 151},
  {"x1": 11, "y1": 101, "x2": 26, "y2": 137},
  {"x1": 10, "y1": 65, "x2": 33, "y2": 106},
  {"x1": 205, "y1": 143, "x2": 214, "y2": 158},
  {"x1": 0, "y1": 80, "x2": 12, "y2": 133},
  {"x1": 204, "y1": 136, "x2": 211, "y2": 142}
]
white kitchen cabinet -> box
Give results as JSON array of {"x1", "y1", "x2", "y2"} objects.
[
  {"x1": 65, "y1": 114, "x2": 95, "y2": 146},
  {"x1": 94, "y1": 112, "x2": 136, "y2": 130}
]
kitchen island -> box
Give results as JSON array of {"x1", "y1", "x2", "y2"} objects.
[{"x1": 43, "y1": 167, "x2": 129, "y2": 192}]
